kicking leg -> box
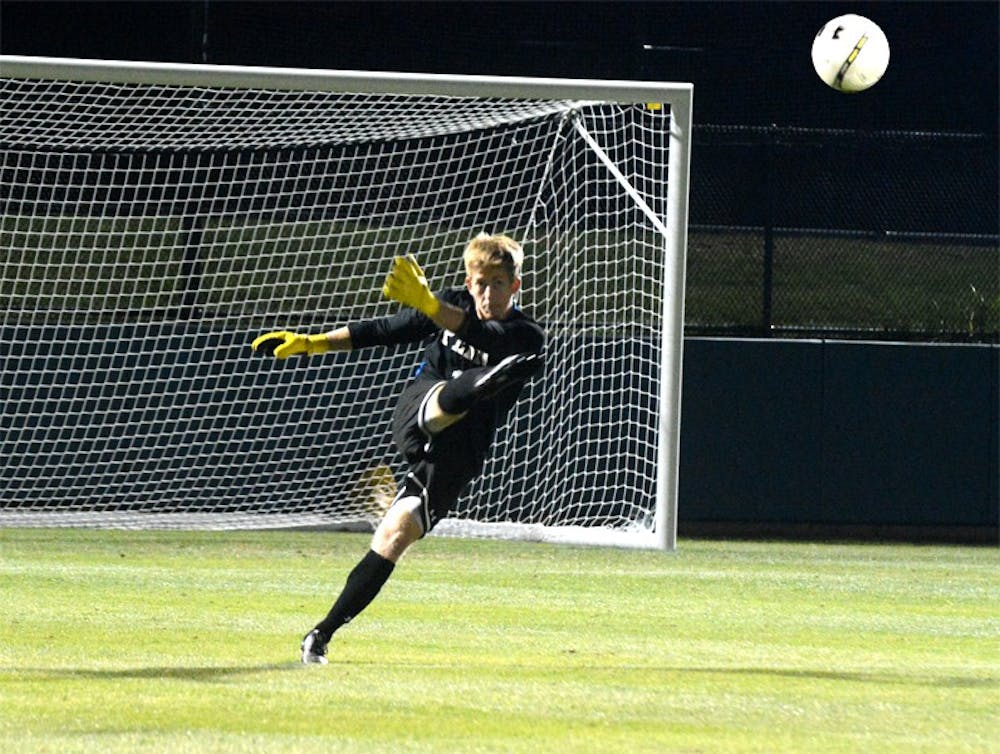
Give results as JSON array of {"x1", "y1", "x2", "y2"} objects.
[
  {"x1": 437, "y1": 352, "x2": 543, "y2": 414},
  {"x1": 392, "y1": 357, "x2": 543, "y2": 459}
]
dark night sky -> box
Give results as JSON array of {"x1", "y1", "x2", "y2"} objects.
[{"x1": 1, "y1": 1, "x2": 997, "y2": 133}]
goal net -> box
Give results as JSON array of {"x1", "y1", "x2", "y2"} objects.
[{"x1": 0, "y1": 57, "x2": 691, "y2": 549}]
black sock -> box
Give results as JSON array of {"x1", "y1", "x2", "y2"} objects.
[
  {"x1": 314, "y1": 550, "x2": 395, "y2": 639},
  {"x1": 436, "y1": 367, "x2": 488, "y2": 414}
]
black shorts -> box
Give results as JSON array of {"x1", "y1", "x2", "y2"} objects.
[{"x1": 390, "y1": 378, "x2": 487, "y2": 534}]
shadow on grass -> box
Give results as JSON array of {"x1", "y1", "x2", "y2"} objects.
[
  {"x1": 334, "y1": 658, "x2": 996, "y2": 690},
  {"x1": 7, "y1": 662, "x2": 995, "y2": 689},
  {"x1": 9, "y1": 663, "x2": 302, "y2": 682},
  {"x1": 677, "y1": 665, "x2": 998, "y2": 689}
]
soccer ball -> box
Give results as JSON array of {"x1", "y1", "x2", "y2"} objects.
[{"x1": 811, "y1": 14, "x2": 890, "y2": 93}]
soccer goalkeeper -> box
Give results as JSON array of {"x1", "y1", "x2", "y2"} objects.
[{"x1": 253, "y1": 233, "x2": 545, "y2": 664}]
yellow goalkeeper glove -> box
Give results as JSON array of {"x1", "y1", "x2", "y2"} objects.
[
  {"x1": 381, "y1": 254, "x2": 441, "y2": 319},
  {"x1": 251, "y1": 331, "x2": 331, "y2": 359}
]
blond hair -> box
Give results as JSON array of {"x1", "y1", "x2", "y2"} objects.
[{"x1": 463, "y1": 232, "x2": 524, "y2": 281}]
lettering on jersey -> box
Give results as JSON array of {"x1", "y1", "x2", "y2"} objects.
[{"x1": 441, "y1": 330, "x2": 489, "y2": 366}]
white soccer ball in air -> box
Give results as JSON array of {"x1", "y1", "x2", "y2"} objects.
[{"x1": 811, "y1": 14, "x2": 890, "y2": 93}]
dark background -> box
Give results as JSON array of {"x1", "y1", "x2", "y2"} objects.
[{"x1": 2, "y1": 1, "x2": 997, "y2": 134}]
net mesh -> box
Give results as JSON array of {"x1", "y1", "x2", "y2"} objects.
[{"x1": 0, "y1": 73, "x2": 674, "y2": 542}]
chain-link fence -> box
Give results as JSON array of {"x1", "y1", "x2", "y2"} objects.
[{"x1": 685, "y1": 126, "x2": 998, "y2": 342}]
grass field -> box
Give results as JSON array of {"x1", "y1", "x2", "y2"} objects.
[{"x1": 0, "y1": 529, "x2": 996, "y2": 753}]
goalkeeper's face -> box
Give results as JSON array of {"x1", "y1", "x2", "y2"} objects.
[{"x1": 466, "y1": 265, "x2": 521, "y2": 321}]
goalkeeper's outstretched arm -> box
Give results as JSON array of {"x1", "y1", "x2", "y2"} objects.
[{"x1": 254, "y1": 254, "x2": 466, "y2": 360}]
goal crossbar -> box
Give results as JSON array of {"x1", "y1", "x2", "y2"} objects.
[{"x1": 0, "y1": 55, "x2": 692, "y2": 102}]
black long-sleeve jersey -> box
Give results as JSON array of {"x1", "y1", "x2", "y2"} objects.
[{"x1": 347, "y1": 287, "x2": 545, "y2": 444}]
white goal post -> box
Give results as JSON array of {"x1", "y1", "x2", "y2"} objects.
[{"x1": 0, "y1": 56, "x2": 692, "y2": 550}]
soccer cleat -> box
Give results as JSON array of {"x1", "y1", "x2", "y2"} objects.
[
  {"x1": 300, "y1": 629, "x2": 329, "y2": 665},
  {"x1": 472, "y1": 352, "x2": 544, "y2": 402}
]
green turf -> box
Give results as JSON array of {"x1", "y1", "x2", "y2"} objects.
[{"x1": 0, "y1": 529, "x2": 996, "y2": 753}]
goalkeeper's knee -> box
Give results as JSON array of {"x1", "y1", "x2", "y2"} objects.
[
  {"x1": 418, "y1": 382, "x2": 466, "y2": 435},
  {"x1": 252, "y1": 331, "x2": 331, "y2": 359}
]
